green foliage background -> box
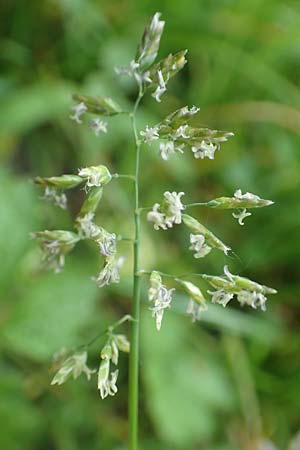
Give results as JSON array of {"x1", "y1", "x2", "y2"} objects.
[{"x1": 1, "y1": 1, "x2": 300, "y2": 449}]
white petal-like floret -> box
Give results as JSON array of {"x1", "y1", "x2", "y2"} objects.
[
  {"x1": 94, "y1": 255, "x2": 124, "y2": 287},
  {"x1": 208, "y1": 288, "x2": 234, "y2": 307},
  {"x1": 232, "y1": 208, "x2": 252, "y2": 225},
  {"x1": 147, "y1": 192, "x2": 185, "y2": 230},
  {"x1": 148, "y1": 272, "x2": 174, "y2": 330},
  {"x1": 192, "y1": 141, "x2": 217, "y2": 160},
  {"x1": 189, "y1": 233, "x2": 212, "y2": 258},
  {"x1": 147, "y1": 203, "x2": 168, "y2": 230},
  {"x1": 97, "y1": 358, "x2": 119, "y2": 399},
  {"x1": 40, "y1": 186, "x2": 67, "y2": 210},
  {"x1": 186, "y1": 298, "x2": 208, "y2": 322},
  {"x1": 163, "y1": 191, "x2": 185, "y2": 225},
  {"x1": 206, "y1": 265, "x2": 276, "y2": 311},
  {"x1": 70, "y1": 102, "x2": 87, "y2": 124},
  {"x1": 152, "y1": 70, "x2": 167, "y2": 102},
  {"x1": 140, "y1": 125, "x2": 160, "y2": 143},
  {"x1": 51, "y1": 351, "x2": 96, "y2": 386},
  {"x1": 89, "y1": 119, "x2": 108, "y2": 136}
]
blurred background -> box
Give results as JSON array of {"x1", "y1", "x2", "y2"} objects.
[{"x1": 1, "y1": 1, "x2": 300, "y2": 449}]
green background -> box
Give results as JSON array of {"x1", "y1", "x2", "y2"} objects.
[{"x1": 1, "y1": 1, "x2": 300, "y2": 449}]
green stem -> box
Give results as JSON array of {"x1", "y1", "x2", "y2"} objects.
[
  {"x1": 185, "y1": 201, "x2": 216, "y2": 208},
  {"x1": 138, "y1": 270, "x2": 206, "y2": 279},
  {"x1": 128, "y1": 88, "x2": 143, "y2": 450},
  {"x1": 112, "y1": 173, "x2": 136, "y2": 181},
  {"x1": 78, "y1": 315, "x2": 134, "y2": 350},
  {"x1": 138, "y1": 201, "x2": 215, "y2": 213},
  {"x1": 108, "y1": 314, "x2": 135, "y2": 332}
]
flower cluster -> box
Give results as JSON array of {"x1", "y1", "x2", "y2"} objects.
[
  {"x1": 98, "y1": 334, "x2": 130, "y2": 399},
  {"x1": 210, "y1": 189, "x2": 274, "y2": 225},
  {"x1": 189, "y1": 234, "x2": 212, "y2": 258},
  {"x1": 115, "y1": 59, "x2": 152, "y2": 87},
  {"x1": 74, "y1": 191, "x2": 124, "y2": 287},
  {"x1": 136, "y1": 12, "x2": 165, "y2": 70},
  {"x1": 89, "y1": 118, "x2": 108, "y2": 136},
  {"x1": 204, "y1": 265, "x2": 277, "y2": 310},
  {"x1": 147, "y1": 191, "x2": 185, "y2": 230},
  {"x1": 31, "y1": 230, "x2": 80, "y2": 273},
  {"x1": 148, "y1": 271, "x2": 175, "y2": 330},
  {"x1": 50, "y1": 329, "x2": 130, "y2": 401},
  {"x1": 35, "y1": 174, "x2": 83, "y2": 210},
  {"x1": 176, "y1": 280, "x2": 208, "y2": 322},
  {"x1": 70, "y1": 101, "x2": 87, "y2": 123},
  {"x1": 115, "y1": 13, "x2": 187, "y2": 103},
  {"x1": 51, "y1": 350, "x2": 96, "y2": 385},
  {"x1": 95, "y1": 228, "x2": 117, "y2": 257},
  {"x1": 140, "y1": 105, "x2": 234, "y2": 160},
  {"x1": 75, "y1": 212, "x2": 100, "y2": 239},
  {"x1": 40, "y1": 186, "x2": 67, "y2": 210},
  {"x1": 232, "y1": 189, "x2": 273, "y2": 225},
  {"x1": 76, "y1": 212, "x2": 123, "y2": 288},
  {"x1": 76, "y1": 212, "x2": 117, "y2": 257},
  {"x1": 69, "y1": 94, "x2": 123, "y2": 135},
  {"x1": 70, "y1": 102, "x2": 109, "y2": 134},
  {"x1": 94, "y1": 255, "x2": 124, "y2": 288},
  {"x1": 78, "y1": 165, "x2": 112, "y2": 189},
  {"x1": 183, "y1": 214, "x2": 231, "y2": 257},
  {"x1": 147, "y1": 50, "x2": 187, "y2": 102}
]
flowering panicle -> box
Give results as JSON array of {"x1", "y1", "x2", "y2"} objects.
[
  {"x1": 204, "y1": 265, "x2": 277, "y2": 310},
  {"x1": 147, "y1": 191, "x2": 185, "y2": 230},
  {"x1": 98, "y1": 333, "x2": 130, "y2": 399},
  {"x1": 140, "y1": 105, "x2": 234, "y2": 160},
  {"x1": 30, "y1": 11, "x2": 277, "y2": 414},
  {"x1": 51, "y1": 350, "x2": 96, "y2": 385},
  {"x1": 148, "y1": 271, "x2": 175, "y2": 330}
]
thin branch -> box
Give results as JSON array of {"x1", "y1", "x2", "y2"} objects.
[{"x1": 112, "y1": 174, "x2": 136, "y2": 181}]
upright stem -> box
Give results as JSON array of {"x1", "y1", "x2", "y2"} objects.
[{"x1": 128, "y1": 89, "x2": 143, "y2": 450}]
